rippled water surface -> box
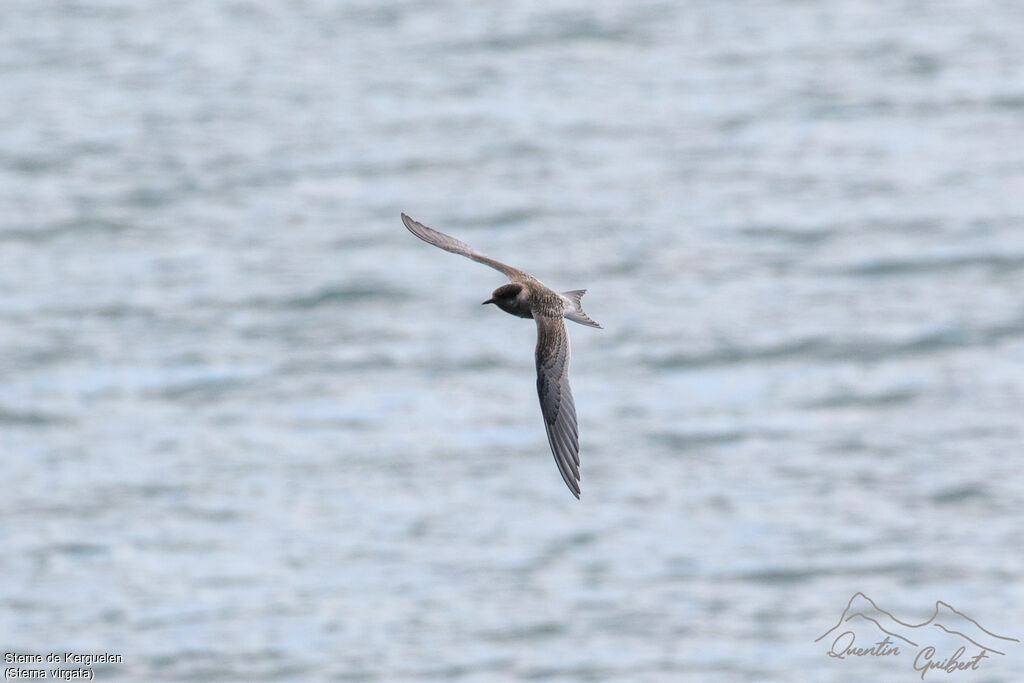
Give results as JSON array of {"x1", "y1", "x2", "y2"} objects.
[{"x1": 2, "y1": 1, "x2": 1024, "y2": 680}]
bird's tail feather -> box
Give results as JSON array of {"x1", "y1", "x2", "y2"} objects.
[{"x1": 561, "y1": 290, "x2": 603, "y2": 328}]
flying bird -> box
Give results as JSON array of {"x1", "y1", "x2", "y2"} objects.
[{"x1": 401, "y1": 213, "x2": 602, "y2": 499}]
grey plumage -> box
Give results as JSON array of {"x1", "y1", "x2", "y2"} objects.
[
  {"x1": 401, "y1": 213, "x2": 602, "y2": 499},
  {"x1": 535, "y1": 314, "x2": 580, "y2": 497},
  {"x1": 402, "y1": 214, "x2": 530, "y2": 283}
]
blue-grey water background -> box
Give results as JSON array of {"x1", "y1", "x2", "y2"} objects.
[{"x1": 2, "y1": 1, "x2": 1024, "y2": 681}]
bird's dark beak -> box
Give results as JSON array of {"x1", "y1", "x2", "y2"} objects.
[{"x1": 482, "y1": 298, "x2": 495, "y2": 306}]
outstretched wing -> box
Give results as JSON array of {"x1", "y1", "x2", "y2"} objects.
[
  {"x1": 401, "y1": 213, "x2": 533, "y2": 283},
  {"x1": 535, "y1": 314, "x2": 581, "y2": 498}
]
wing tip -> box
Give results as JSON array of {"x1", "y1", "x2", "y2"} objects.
[
  {"x1": 561, "y1": 469, "x2": 581, "y2": 499},
  {"x1": 568, "y1": 468, "x2": 581, "y2": 498},
  {"x1": 548, "y1": 425, "x2": 582, "y2": 499},
  {"x1": 401, "y1": 212, "x2": 435, "y2": 245}
]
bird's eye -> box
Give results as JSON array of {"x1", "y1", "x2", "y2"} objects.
[{"x1": 496, "y1": 285, "x2": 521, "y2": 299}]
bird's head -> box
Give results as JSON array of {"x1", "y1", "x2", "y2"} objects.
[{"x1": 482, "y1": 283, "x2": 527, "y2": 316}]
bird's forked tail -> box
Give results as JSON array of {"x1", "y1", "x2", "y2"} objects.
[{"x1": 561, "y1": 290, "x2": 603, "y2": 328}]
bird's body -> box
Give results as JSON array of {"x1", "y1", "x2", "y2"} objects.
[{"x1": 401, "y1": 213, "x2": 601, "y2": 499}]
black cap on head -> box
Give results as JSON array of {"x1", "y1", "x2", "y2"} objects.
[{"x1": 492, "y1": 283, "x2": 522, "y2": 299}]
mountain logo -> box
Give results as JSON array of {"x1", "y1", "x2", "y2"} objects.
[{"x1": 816, "y1": 592, "x2": 1018, "y2": 678}]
